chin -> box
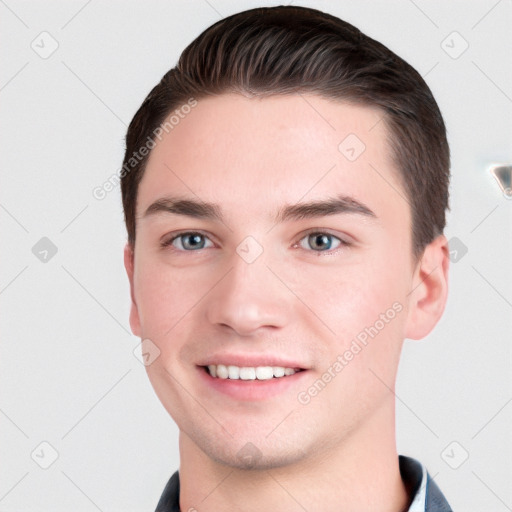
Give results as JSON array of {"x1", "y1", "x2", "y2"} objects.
[
  {"x1": 188, "y1": 427, "x2": 310, "y2": 471},
  {"x1": 211, "y1": 445, "x2": 305, "y2": 471}
]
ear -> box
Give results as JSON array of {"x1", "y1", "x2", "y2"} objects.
[
  {"x1": 404, "y1": 234, "x2": 450, "y2": 340},
  {"x1": 123, "y1": 242, "x2": 141, "y2": 337}
]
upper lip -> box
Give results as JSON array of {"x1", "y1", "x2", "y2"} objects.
[{"x1": 198, "y1": 354, "x2": 307, "y2": 369}]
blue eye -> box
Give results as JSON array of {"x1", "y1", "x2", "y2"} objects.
[
  {"x1": 162, "y1": 232, "x2": 214, "y2": 251},
  {"x1": 298, "y1": 232, "x2": 345, "y2": 252},
  {"x1": 161, "y1": 231, "x2": 349, "y2": 254}
]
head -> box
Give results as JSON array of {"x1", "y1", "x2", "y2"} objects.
[{"x1": 122, "y1": 6, "x2": 450, "y2": 470}]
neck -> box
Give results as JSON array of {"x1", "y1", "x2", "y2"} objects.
[{"x1": 178, "y1": 399, "x2": 409, "y2": 512}]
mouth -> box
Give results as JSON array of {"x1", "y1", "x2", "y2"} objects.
[
  {"x1": 202, "y1": 364, "x2": 305, "y2": 380},
  {"x1": 196, "y1": 353, "x2": 310, "y2": 401}
]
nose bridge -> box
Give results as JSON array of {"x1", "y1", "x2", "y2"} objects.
[{"x1": 205, "y1": 239, "x2": 289, "y2": 334}]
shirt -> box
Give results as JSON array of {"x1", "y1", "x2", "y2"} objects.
[{"x1": 155, "y1": 455, "x2": 452, "y2": 512}]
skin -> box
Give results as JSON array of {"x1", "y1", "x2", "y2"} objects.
[{"x1": 124, "y1": 93, "x2": 449, "y2": 512}]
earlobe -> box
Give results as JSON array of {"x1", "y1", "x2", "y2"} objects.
[
  {"x1": 404, "y1": 235, "x2": 450, "y2": 340},
  {"x1": 123, "y1": 242, "x2": 141, "y2": 337}
]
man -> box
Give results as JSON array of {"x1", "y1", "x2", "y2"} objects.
[{"x1": 121, "y1": 5, "x2": 452, "y2": 511}]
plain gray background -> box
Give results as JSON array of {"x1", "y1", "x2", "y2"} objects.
[{"x1": 1, "y1": 0, "x2": 511, "y2": 510}]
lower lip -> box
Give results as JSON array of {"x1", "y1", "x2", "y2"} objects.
[{"x1": 197, "y1": 366, "x2": 308, "y2": 401}]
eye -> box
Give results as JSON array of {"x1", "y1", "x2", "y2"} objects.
[
  {"x1": 161, "y1": 230, "x2": 350, "y2": 254},
  {"x1": 161, "y1": 231, "x2": 214, "y2": 251},
  {"x1": 296, "y1": 231, "x2": 348, "y2": 253}
]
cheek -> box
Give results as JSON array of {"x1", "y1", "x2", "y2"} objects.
[
  {"x1": 133, "y1": 257, "x2": 207, "y2": 342},
  {"x1": 303, "y1": 273, "x2": 406, "y2": 415},
  {"x1": 293, "y1": 258, "x2": 404, "y2": 334},
  {"x1": 294, "y1": 255, "x2": 408, "y2": 377}
]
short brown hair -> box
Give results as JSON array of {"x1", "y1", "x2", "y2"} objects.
[{"x1": 121, "y1": 5, "x2": 450, "y2": 261}]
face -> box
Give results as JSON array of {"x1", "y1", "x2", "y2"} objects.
[{"x1": 124, "y1": 93, "x2": 444, "y2": 470}]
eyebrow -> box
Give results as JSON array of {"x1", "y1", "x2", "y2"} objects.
[{"x1": 141, "y1": 194, "x2": 377, "y2": 224}]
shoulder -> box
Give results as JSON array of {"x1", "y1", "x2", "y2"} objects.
[
  {"x1": 425, "y1": 471, "x2": 453, "y2": 512},
  {"x1": 155, "y1": 470, "x2": 180, "y2": 512}
]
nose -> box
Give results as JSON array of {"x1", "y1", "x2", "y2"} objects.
[{"x1": 205, "y1": 248, "x2": 291, "y2": 337}]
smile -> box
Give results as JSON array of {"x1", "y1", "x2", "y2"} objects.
[{"x1": 205, "y1": 364, "x2": 303, "y2": 380}]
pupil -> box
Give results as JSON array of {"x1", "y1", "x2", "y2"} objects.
[
  {"x1": 311, "y1": 234, "x2": 330, "y2": 250},
  {"x1": 186, "y1": 234, "x2": 203, "y2": 249}
]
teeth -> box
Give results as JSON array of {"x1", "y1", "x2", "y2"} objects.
[
  {"x1": 255, "y1": 366, "x2": 273, "y2": 380},
  {"x1": 228, "y1": 365, "x2": 239, "y2": 379},
  {"x1": 216, "y1": 364, "x2": 228, "y2": 379},
  {"x1": 272, "y1": 366, "x2": 285, "y2": 377},
  {"x1": 206, "y1": 364, "x2": 299, "y2": 380}
]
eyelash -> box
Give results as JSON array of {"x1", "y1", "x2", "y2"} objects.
[{"x1": 160, "y1": 229, "x2": 351, "y2": 255}]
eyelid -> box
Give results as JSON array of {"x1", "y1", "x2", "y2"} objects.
[{"x1": 297, "y1": 227, "x2": 353, "y2": 243}]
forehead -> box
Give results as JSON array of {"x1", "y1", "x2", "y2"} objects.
[{"x1": 136, "y1": 93, "x2": 408, "y2": 227}]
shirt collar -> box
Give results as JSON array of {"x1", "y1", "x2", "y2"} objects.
[
  {"x1": 398, "y1": 455, "x2": 427, "y2": 512},
  {"x1": 406, "y1": 461, "x2": 427, "y2": 511},
  {"x1": 157, "y1": 456, "x2": 434, "y2": 512}
]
